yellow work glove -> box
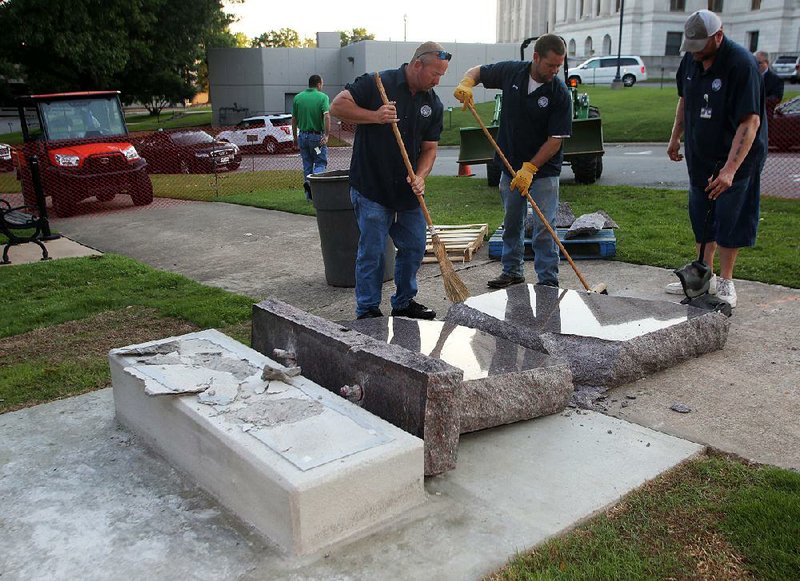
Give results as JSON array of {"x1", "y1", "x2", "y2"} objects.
[
  {"x1": 509, "y1": 162, "x2": 538, "y2": 195},
  {"x1": 453, "y1": 76, "x2": 476, "y2": 110}
]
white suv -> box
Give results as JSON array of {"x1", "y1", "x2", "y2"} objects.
[
  {"x1": 216, "y1": 114, "x2": 296, "y2": 154},
  {"x1": 569, "y1": 56, "x2": 648, "y2": 87},
  {"x1": 773, "y1": 55, "x2": 799, "y2": 83}
]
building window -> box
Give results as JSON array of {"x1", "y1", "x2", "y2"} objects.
[
  {"x1": 666, "y1": 31, "x2": 683, "y2": 56},
  {"x1": 747, "y1": 31, "x2": 759, "y2": 52},
  {"x1": 751, "y1": 0, "x2": 761, "y2": 9},
  {"x1": 568, "y1": 38, "x2": 576, "y2": 56},
  {"x1": 616, "y1": 0, "x2": 621, "y2": 11},
  {"x1": 670, "y1": 0, "x2": 686, "y2": 10},
  {"x1": 708, "y1": 0, "x2": 723, "y2": 12}
]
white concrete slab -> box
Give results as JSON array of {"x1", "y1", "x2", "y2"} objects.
[
  {"x1": 0, "y1": 389, "x2": 703, "y2": 580},
  {"x1": 109, "y1": 329, "x2": 425, "y2": 556}
]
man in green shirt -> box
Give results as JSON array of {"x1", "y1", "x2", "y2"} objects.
[{"x1": 292, "y1": 75, "x2": 331, "y2": 200}]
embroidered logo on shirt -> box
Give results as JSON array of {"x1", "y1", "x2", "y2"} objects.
[
  {"x1": 512, "y1": 84, "x2": 519, "y2": 90},
  {"x1": 712, "y1": 78, "x2": 722, "y2": 91},
  {"x1": 538, "y1": 96, "x2": 549, "y2": 108},
  {"x1": 420, "y1": 105, "x2": 432, "y2": 118}
]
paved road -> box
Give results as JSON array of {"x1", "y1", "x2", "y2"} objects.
[{"x1": 236, "y1": 144, "x2": 799, "y2": 197}]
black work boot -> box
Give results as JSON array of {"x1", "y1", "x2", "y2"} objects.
[
  {"x1": 487, "y1": 273, "x2": 525, "y2": 289},
  {"x1": 391, "y1": 300, "x2": 436, "y2": 320},
  {"x1": 356, "y1": 307, "x2": 383, "y2": 320}
]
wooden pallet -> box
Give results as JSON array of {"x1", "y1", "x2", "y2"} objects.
[
  {"x1": 488, "y1": 227, "x2": 616, "y2": 260},
  {"x1": 422, "y1": 223, "x2": 488, "y2": 264}
]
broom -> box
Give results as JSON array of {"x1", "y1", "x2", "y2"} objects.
[
  {"x1": 373, "y1": 72, "x2": 470, "y2": 303},
  {"x1": 464, "y1": 101, "x2": 608, "y2": 294}
]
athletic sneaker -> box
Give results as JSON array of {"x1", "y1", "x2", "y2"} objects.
[
  {"x1": 665, "y1": 273, "x2": 717, "y2": 296},
  {"x1": 716, "y1": 278, "x2": 737, "y2": 308}
]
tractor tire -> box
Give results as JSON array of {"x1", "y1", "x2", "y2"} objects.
[
  {"x1": 588, "y1": 106, "x2": 601, "y2": 119},
  {"x1": 571, "y1": 154, "x2": 599, "y2": 184},
  {"x1": 131, "y1": 172, "x2": 154, "y2": 206},
  {"x1": 486, "y1": 160, "x2": 501, "y2": 187},
  {"x1": 96, "y1": 192, "x2": 116, "y2": 202}
]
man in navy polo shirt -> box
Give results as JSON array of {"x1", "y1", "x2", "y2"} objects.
[
  {"x1": 453, "y1": 34, "x2": 572, "y2": 290},
  {"x1": 330, "y1": 41, "x2": 449, "y2": 320},
  {"x1": 666, "y1": 9, "x2": 767, "y2": 309}
]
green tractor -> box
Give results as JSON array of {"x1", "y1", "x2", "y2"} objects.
[{"x1": 457, "y1": 37, "x2": 604, "y2": 186}]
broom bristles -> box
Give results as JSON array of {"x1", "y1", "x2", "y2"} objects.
[{"x1": 431, "y1": 234, "x2": 470, "y2": 303}]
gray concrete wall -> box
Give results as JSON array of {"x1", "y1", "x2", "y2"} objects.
[{"x1": 209, "y1": 41, "x2": 523, "y2": 126}]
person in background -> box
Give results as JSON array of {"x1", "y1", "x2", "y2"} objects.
[
  {"x1": 452, "y1": 34, "x2": 572, "y2": 290},
  {"x1": 292, "y1": 75, "x2": 330, "y2": 201},
  {"x1": 754, "y1": 51, "x2": 784, "y2": 113},
  {"x1": 329, "y1": 41, "x2": 449, "y2": 320},
  {"x1": 665, "y1": 10, "x2": 767, "y2": 309}
]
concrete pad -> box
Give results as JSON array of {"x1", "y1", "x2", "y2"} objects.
[
  {"x1": 109, "y1": 329, "x2": 425, "y2": 556},
  {"x1": 0, "y1": 390, "x2": 703, "y2": 580},
  {"x1": 346, "y1": 317, "x2": 574, "y2": 433},
  {"x1": 0, "y1": 235, "x2": 101, "y2": 266},
  {"x1": 251, "y1": 299, "x2": 463, "y2": 475},
  {"x1": 447, "y1": 284, "x2": 730, "y2": 405}
]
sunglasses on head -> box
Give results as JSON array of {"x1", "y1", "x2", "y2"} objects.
[{"x1": 417, "y1": 50, "x2": 452, "y2": 61}]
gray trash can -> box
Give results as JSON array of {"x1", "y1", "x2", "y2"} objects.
[{"x1": 309, "y1": 170, "x2": 394, "y2": 288}]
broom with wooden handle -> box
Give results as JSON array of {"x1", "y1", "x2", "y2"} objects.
[
  {"x1": 373, "y1": 72, "x2": 470, "y2": 303},
  {"x1": 464, "y1": 101, "x2": 608, "y2": 294}
]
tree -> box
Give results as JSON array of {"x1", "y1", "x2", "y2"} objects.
[
  {"x1": 340, "y1": 28, "x2": 375, "y2": 47},
  {"x1": 0, "y1": 0, "x2": 238, "y2": 115},
  {"x1": 251, "y1": 28, "x2": 301, "y2": 48}
]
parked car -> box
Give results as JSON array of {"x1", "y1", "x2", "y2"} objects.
[
  {"x1": 568, "y1": 55, "x2": 648, "y2": 87},
  {"x1": 773, "y1": 55, "x2": 800, "y2": 83},
  {"x1": 137, "y1": 130, "x2": 241, "y2": 174},
  {"x1": 768, "y1": 95, "x2": 800, "y2": 151},
  {"x1": 216, "y1": 114, "x2": 295, "y2": 154},
  {"x1": 0, "y1": 143, "x2": 13, "y2": 172}
]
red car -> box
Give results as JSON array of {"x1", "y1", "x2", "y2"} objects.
[
  {"x1": 768, "y1": 96, "x2": 800, "y2": 152},
  {"x1": 137, "y1": 130, "x2": 242, "y2": 174}
]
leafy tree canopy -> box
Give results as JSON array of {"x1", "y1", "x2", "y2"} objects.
[
  {"x1": 251, "y1": 28, "x2": 301, "y2": 48},
  {"x1": 340, "y1": 28, "x2": 375, "y2": 47},
  {"x1": 0, "y1": 0, "x2": 239, "y2": 114}
]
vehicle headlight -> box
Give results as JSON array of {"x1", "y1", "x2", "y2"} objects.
[
  {"x1": 54, "y1": 154, "x2": 80, "y2": 167},
  {"x1": 121, "y1": 145, "x2": 140, "y2": 160}
]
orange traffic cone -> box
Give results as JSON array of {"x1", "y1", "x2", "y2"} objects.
[{"x1": 457, "y1": 163, "x2": 474, "y2": 177}]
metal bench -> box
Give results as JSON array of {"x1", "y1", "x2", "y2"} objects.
[{"x1": 0, "y1": 199, "x2": 50, "y2": 264}]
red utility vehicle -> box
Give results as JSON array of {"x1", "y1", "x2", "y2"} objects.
[{"x1": 16, "y1": 91, "x2": 153, "y2": 216}]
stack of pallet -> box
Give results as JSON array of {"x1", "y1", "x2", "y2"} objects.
[{"x1": 423, "y1": 224, "x2": 488, "y2": 264}]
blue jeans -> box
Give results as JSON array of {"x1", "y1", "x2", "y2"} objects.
[
  {"x1": 350, "y1": 187, "x2": 426, "y2": 317},
  {"x1": 298, "y1": 132, "x2": 328, "y2": 200},
  {"x1": 498, "y1": 172, "x2": 560, "y2": 286}
]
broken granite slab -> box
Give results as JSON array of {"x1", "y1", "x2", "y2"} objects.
[
  {"x1": 565, "y1": 212, "x2": 607, "y2": 239},
  {"x1": 346, "y1": 317, "x2": 574, "y2": 434},
  {"x1": 251, "y1": 299, "x2": 463, "y2": 476},
  {"x1": 555, "y1": 201, "x2": 577, "y2": 228},
  {"x1": 446, "y1": 285, "x2": 730, "y2": 405},
  {"x1": 110, "y1": 329, "x2": 425, "y2": 556}
]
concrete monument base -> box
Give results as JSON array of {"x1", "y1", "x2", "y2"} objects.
[{"x1": 109, "y1": 329, "x2": 425, "y2": 556}]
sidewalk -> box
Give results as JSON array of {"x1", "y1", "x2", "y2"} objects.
[{"x1": 1, "y1": 201, "x2": 797, "y2": 579}]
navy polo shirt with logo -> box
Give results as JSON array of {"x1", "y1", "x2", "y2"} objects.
[
  {"x1": 677, "y1": 36, "x2": 767, "y2": 186},
  {"x1": 346, "y1": 65, "x2": 444, "y2": 211},
  {"x1": 479, "y1": 60, "x2": 572, "y2": 178}
]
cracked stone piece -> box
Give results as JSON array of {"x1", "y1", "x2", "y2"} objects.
[
  {"x1": 565, "y1": 212, "x2": 606, "y2": 239},
  {"x1": 671, "y1": 403, "x2": 691, "y2": 413},
  {"x1": 446, "y1": 284, "x2": 729, "y2": 407},
  {"x1": 252, "y1": 299, "x2": 463, "y2": 476},
  {"x1": 596, "y1": 209, "x2": 619, "y2": 229},
  {"x1": 555, "y1": 201, "x2": 576, "y2": 228},
  {"x1": 346, "y1": 317, "x2": 574, "y2": 434}
]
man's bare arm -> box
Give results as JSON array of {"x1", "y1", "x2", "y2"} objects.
[{"x1": 329, "y1": 90, "x2": 397, "y2": 125}]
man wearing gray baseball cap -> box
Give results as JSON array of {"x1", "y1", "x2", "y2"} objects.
[{"x1": 665, "y1": 9, "x2": 767, "y2": 309}]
